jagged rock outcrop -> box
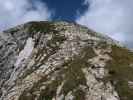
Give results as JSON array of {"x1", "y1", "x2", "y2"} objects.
[{"x1": 0, "y1": 21, "x2": 133, "y2": 100}]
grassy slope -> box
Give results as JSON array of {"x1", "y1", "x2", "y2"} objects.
[
  {"x1": 39, "y1": 47, "x2": 96, "y2": 100},
  {"x1": 106, "y1": 45, "x2": 133, "y2": 100}
]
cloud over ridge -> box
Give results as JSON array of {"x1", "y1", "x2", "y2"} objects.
[
  {"x1": 0, "y1": 0, "x2": 52, "y2": 31},
  {"x1": 76, "y1": 0, "x2": 133, "y2": 48}
]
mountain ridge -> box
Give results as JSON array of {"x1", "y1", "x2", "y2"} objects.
[{"x1": 0, "y1": 21, "x2": 133, "y2": 100}]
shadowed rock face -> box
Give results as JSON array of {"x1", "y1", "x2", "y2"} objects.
[{"x1": 0, "y1": 21, "x2": 133, "y2": 100}]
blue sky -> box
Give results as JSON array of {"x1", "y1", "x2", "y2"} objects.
[
  {"x1": 0, "y1": 0, "x2": 133, "y2": 48},
  {"x1": 40, "y1": 0, "x2": 88, "y2": 21}
]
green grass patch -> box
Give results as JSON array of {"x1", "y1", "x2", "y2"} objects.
[
  {"x1": 106, "y1": 45, "x2": 133, "y2": 100},
  {"x1": 73, "y1": 89, "x2": 86, "y2": 100},
  {"x1": 61, "y1": 47, "x2": 96, "y2": 95}
]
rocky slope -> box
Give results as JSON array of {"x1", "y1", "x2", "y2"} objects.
[{"x1": 0, "y1": 21, "x2": 133, "y2": 100}]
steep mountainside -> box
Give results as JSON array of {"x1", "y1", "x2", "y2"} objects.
[{"x1": 0, "y1": 21, "x2": 133, "y2": 100}]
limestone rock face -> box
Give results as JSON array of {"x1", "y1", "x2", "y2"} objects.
[{"x1": 0, "y1": 21, "x2": 133, "y2": 100}]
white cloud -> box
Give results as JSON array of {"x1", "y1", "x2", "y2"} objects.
[
  {"x1": 76, "y1": 0, "x2": 133, "y2": 48},
  {"x1": 0, "y1": 0, "x2": 52, "y2": 31}
]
